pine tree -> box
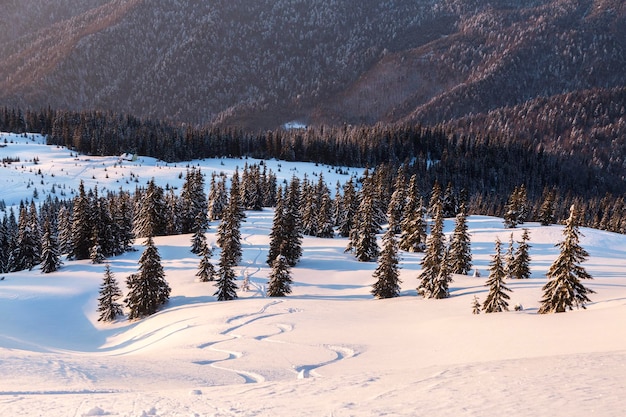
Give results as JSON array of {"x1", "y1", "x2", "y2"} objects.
[
  {"x1": 316, "y1": 191, "x2": 335, "y2": 238},
  {"x1": 97, "y1": 264, "x2": 123, "y2": 322},
  {"x1": 134, "y1": 179, "x2": 168, "y2": 238},
  {"x1": 280, "y1": 176, "x2": 303, "y2": 267},
  {"x1": 71, "y1": 181, "x2": 94, "y2": 260},
  {"x1": 417, "y1": 199, "x2": 445, "y2": 298},
  {"x1": 267, "y1": 186, "x2": 285, "y2": 266},
  {"x1": 538, "y1": 206, "x2": 595, "y2": 313},
  {"x1": 196, "y1": 244, "x2": 216, "y2": 282},
  {"x1": 40, "y1": 220, "x2": 62, "y2": 273},
  {"x1": 336, "y1": 177, "x2": 358, "y2": 238},
  {"x1": 190, "y1": 212, "x2": 208, "y2": 254},
  {"x1": 472, "y1": 295, "x2": 481, "y2": 314},
  {"x1": 349, "y1": 177, "x2": 380, "y2": 262},
  {"x1": 180, "y1": 168, "x2": 208, "y2": 234},
  {"x1": 399, "y1": 188, "x2": 427, "y2": 253},
  {"x1": 386, "y1": 167, "x2": 406, "y2": 234},
  {"x1": 214, "y1": 245, "x2": 238, "y2": 301},
  {"x1": 431, "y1": 247, "x2": 453, "y2": 299},
  {"x1": 57, "y1": 205, "x2": 72, "y2": 256},
  {"x1": 504, "y1": 232, "x2": 515, "y2": 278},
  {"x1": 371, "y1": 228, "x2": 401, "y2": 299},
  {"x1": 510, "y1": 229, "x2": 531, "y2": 279},
  {"x1": 90, "y1": 241, "x2": 105, "y2": 264},
  {"x1": 216, "y1": 187, "x2": 243, "y2": 268},
  {"x1": 538, "y1": 187, "x2": 556, "y2": 226},
  {"x1": 125, "y1": 236, "x2": 171, "y2": 319},
  {"x1": 267, "y1": 255, "x2": 293, "y2": 297},
  {"x1": 483, "y1": 238, "x2": 512, "y2": 313},
  {"x1": 448, "y1": 204, "x2": 472, "y2": 275},
  {"x1": 503, "y1": 186, "x2": 521, "y2": 228}
]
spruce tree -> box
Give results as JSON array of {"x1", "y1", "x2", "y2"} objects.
[
  {"x1": 371, "y1": 228, "x2": 401, "y2": 299},
  {"x1": 538, "y1": 187, "x2": 556, "y2": 226},
  {"x1": 349, "y1": 178, "x2": 380, "y2": 262},
  {"x1": 510, "y1": 229, "x2": 531, "y2": 279},
  {"x1": 125, "y1": 236, "x2": 171, "y2": 319},
  {"x1": 431, "y1": 248, "x2": 452, "y2": 299},
  {"x1": 40, "y1": 220, "x2": 62, "y2": 273},
  {"x1": 504, "y1": 232, "x2": 515, "y2": 278},
  {"x1": 196, "y1": 244, "x2": 216, "y2": 282},
  {"x1": 190, "y1": 212, "x2": 208, "y2": 254},
  {"x1": 97, "y1": 264, "x2": 124, "y2": 322},
  {"x1": 214, "y1": 246, "x2": 238, "y2": 301},
  {"x1": 449, "y1": 204, "x2": 472, "y2": 275},
  {"x1": 267, "y1": 255, "x2": 293, "y2": 297},
  {"x1": 217, "y1": 187, "x2": 243, "y2": 268},
  {"x1": 472, "y1": 295, "x2": 481, "y2": 314},
  {"x1": 538, "y1": 206, "x2": 595, "y2": 313},
  {"x1": 71, "y1": 181, "x2": 93, "y2": 260},
  {"x1": 503, "y1": 186, "x2": 520, "y2": 228},
  {"x1": 336, "y1": 177, "x2": 358, "y2": 238},
  {"x1": 417, "y1": 199, "x2": 445, "y2": 298},
  {"x1": 316, "y1": 191, "x2": 335, "y2": 238},
  {"x1": 483, "y1": 238, "x2": 512, "y2": 313},
  {"x1": 267, "y1": 187, "x2": 285, "y2": 266},
  {"x1": 280, "y1": 176, "x2": 303, "y2": 267},
  {"x1": 386, "y1": 167, "x2": 407, "y2": 234},
  {"x1": 134, "y1": 179, "x2": 168, "y2": 238}
]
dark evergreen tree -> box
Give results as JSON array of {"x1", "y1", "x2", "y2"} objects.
[
  {"x1": 538, "y1": 187, "x2": 557, "y2": 226},
  {"x1": 111, "y1": 189, "x2": 135, "y2": 254},
  {"x1": 267, "y1": 255, "x2": 293, "y2": 297},
  {"x1": 336, "y1": 177, "x2": 358, "y2": 238},
  {"x1": 97, "y1": 264, "x2": 124, "y2": 322},
  {"x1": 386, "y1": 167, "x2": 407, "y2": 234},
  {"x1": 190, "y1": 212, "x2": 208, "y2": 254},
  {"x1": 125, "y1": 236, "x2": 171, "y2": 320},
  {"x1": 510, "y1": 228, "x2": 532, "y2": 279},
  {"x1": 267, "y1": 186, "x2": 285, "y2": 266},
  {"x1": 40, "y1": 220, "x2": 62, "y2": 273},
  {"x1": 538, "y1": 206, "x2": 595, "y2": 313},
  {"x1": 448, "y1": 204, "x2": 472, "y2": 275},
  {"x1": 71, "y1": 181, "x2": 93, "y2": 260},
  {"x1": 180, "y1": 167, "x2": 208, "y2": 233},
  {"x1": 399, "y1": 175, "x2": 427, "y2": 253},
  {"x1": 214, "y1": 244, "x2": 238, "y2": 301},
  {"x1": 503, "y1": 186, "x2": 522, "y2": 228},
  {"x1": 134, "y1": 179, "x2": 168, "y2": 238},
  {"x1": 316, "y1": 190, "x2": 335, "y2": 238},
  {"x1": 483, "y1": 238, "x2": 512, "y2": 313},
  {"x1": 208, "y1": 174, "x2": 228, "y2": 221},
  {"x1": 441, "y1": 182, "x2": 458, "y2": 218},
  {"x1": 301, "y1": 177, "x2": 319, "y2": 236},
  {"x1": 348, "y1": 177, "x2": 380, "y2": 262},
  {"x1": 216, "y1": 182, "x2": 243, "y2": 267},
  {"x1": 280, "y1": 176, "x2": 303, "y2": 267},
  {"x1": 196, "y1": 243, "x2": 216, "y2": 282},
  {"x1": 417, "y1": 198, "x2": 446, "y2": 298},
  {"x1": 371, "y1": 228, "x2": 401, "y2": 299},
  {"x1": 504, "y1": 232, "x2": 515, "y2": 278},
  {"x1": 431, "y1": 248, "x2": 452, "y2": 299},
  {"x1": 57, "y1": 205, "x2": 72, "y2": 256}
]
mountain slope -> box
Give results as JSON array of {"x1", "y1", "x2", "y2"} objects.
[{"x1": 1, "y1": 0, "x2": 625, "y2": 130}]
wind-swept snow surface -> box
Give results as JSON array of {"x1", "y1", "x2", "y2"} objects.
[{"x1": 0, "y1": 133, "x2": 625, "y2": 416}]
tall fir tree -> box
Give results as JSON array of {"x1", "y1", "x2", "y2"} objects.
[
  {"x1": 196, "y1": 243, "x2": 216, "y2": 282},
  {"x1": 510, "y1": 228, "x2": 532, "y2": 279},
  {"x1": 371, "y1": 228, "x2": 401, "y2": 299},
  {"x1": 386, "y1": 167, "x2": 407, "y2": 235},
  {"x1": 280, "y1": 176, "x2": 303, "y2": 267},
  {"x1": 216, "y1": 184, "x2": 243, "y2": 268},
  {"x1": 431, "y1": 247, "x2": 452, "y2": 299},
  {"x1": 180, "y1": 168, "x2": 208, "y2": 234},
  {"x1": 348, "y1": 177, "x2": 380, "y2": 262},
  {"x1": 267, "y1": 186, "x2": 286, "y2": 266},
  {"x1": 214, "y1": 243, "x2": 238, "y2": 301},
  {"x1": 399, "y1": 177, "x2": 427, "y2": 253},
  {"x1": 483, "y1": 238, "x2": 512, "y2": 313},
  {"x1": 336, "y1": 177, "x2": 358, "y2": 238},
  {"x1": 125, "y1": 236, "x2": 171, "y2": 320},
  {"x1": 134, "y1": 179, "x2": 168, "y2": 238},
  {"x1": 71, "y1": 181, "x2": 93, "y2": 260},
  {"x1": 538, "y1": 187, "x2": 557, "y2": 226},
  {"x1": 190, "y1": 212, "x2": 208, "y2": 254},
  {"x1": 448, "y1": 203, "x2": 472, "y2": 275},
  {"x1": 267, "y1": 255, "x2": 293, "y2": 297},
  {"x1": 97, "y1": 264, "x2": 124, "y2": 322},
  {"x1": 40, "y1": 219, "x2": 62, "y2": 273},
  {"x1": 538, "y1": 206, "x2": 595, "y2": 313},
  {"x1": 504, "y1": 232, "x2": 515, "y2": 278},
  {"x1": 417, "y1": 198, "x2": 446, "y2": 298}
]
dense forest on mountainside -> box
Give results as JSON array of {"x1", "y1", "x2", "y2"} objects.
[{"x1": 1, "y1": 0, "x2": 625, "y2": 130}]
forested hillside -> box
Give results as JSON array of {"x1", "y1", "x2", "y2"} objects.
[{"x1": 1, "y1": 0, "x2": 625, "y2": 131}]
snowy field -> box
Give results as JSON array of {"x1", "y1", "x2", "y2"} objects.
[{"x1": 1, "y1": 133, "x2": 625, "y2": 416}]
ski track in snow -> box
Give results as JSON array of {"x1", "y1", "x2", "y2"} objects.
[{"x1": 195, "y1": 299, "x2": 357, "y2": 383}]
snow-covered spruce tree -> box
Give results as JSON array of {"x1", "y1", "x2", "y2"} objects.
[
  {"x1": 504, "y1": 232, "x2": 515, "y2": 278},
  {"x1": 482, "y1": 238, "x2": 512, "y2": 313},
  {"x1": 301, "y1": 177, "x2": 319, "y2": 237},
  {"x1": 267, "y1": 255, "x2": 293, "y2": 297},
  {"x1": 371, "y1": 227, "x2": 401, "y2": 299},
  {"x1": 538, "y1": 206, "x2": 595, "y2": 314},
  {"x1": 208, "y1": 174, "x2": 228, "y2": 221},
  {"x1": 97, "y1": 263, "x2": 124, "y2": 322},
  {"x1": 196, "y1": 243, "x2": 216, "y2": 282},
  {"x1": 386, "y1": 166, "x2": 407, "y2": 235},
  {"x1": 336, "y1": 177, "x2": 358, "y2": 238},
  {"x1": 399, "y1": 183, "x2": 427, "y2": 252},
  {"x1": 57, "y1": 205, "x2": 72, "y2": 256},
  {"x1": 71, "y1": 181, "x2": 93, "y2": 260},
  {"x1": 134, "y1": 178, "x2": 168, "y2": 238},
  {"x1": 90, "y1": 241, "x2": 105, "y2": 264},
  {"x1": 111, "y1": 189, "x2": 135, "y2": 255},
  {"x1": 216, "y1": 183, "x2": 243, "y2": 268},
  {"x1": 349, "y1": 177, "x2": 380, "y2": 262},
  {"x1": 316, "y1": 191, "x2": 335, "y2": 238},
  {"x1": 431, "y1": 247, "x2": 452, "y2": 299},
  {"x1": 214, "y1": 244, "x2": 238, "y2": 301},
  {"x1": 472, "y1": 295, "x2": 481, "y2": 314},
  {"x1": 180, "y1": 167, "x2": 208, "y2": 234},
  {"x1": 267, "y1": 186, "x2": 285, "y2": 266},
  {"x1": 538, "y1": 187, "x2": 556, "y2": 226},
  {"x1": 503, "y1": 186, "x2": 520, "y2": 228},
  {"x1": 190, "y1": 212, "x2": 208, "y2": 255},
  {"x1": 125, "y1": 236, "x2": 171, "y2": 320},
  {"x1": 280, "y1": 176, "x2": 303, "y2": 267},
  {"x1": 40, "y1": 220, "x2": 62, "y2": 273},
  {"x1": 510, "y1": 228, "x2": 531, "y2": 279},
  {"x1": 417, "y1": 198, "x2": 445, "y2": 298},
  {"x1": 449, "y1": 203, "x2": 472, "y2": 275}
]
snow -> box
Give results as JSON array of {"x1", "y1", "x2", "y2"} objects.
[{"x1": 1, "y1": 132, "x2": 626, "y2": 416}]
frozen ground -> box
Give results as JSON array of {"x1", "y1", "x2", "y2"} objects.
[{"x1": 0, "y1": 133, "x2": 625, "y2": 416}]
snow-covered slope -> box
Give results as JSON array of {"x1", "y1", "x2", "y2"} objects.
[{"x1": 1, "y1": 133, "x2": 625, "y2": 416}]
